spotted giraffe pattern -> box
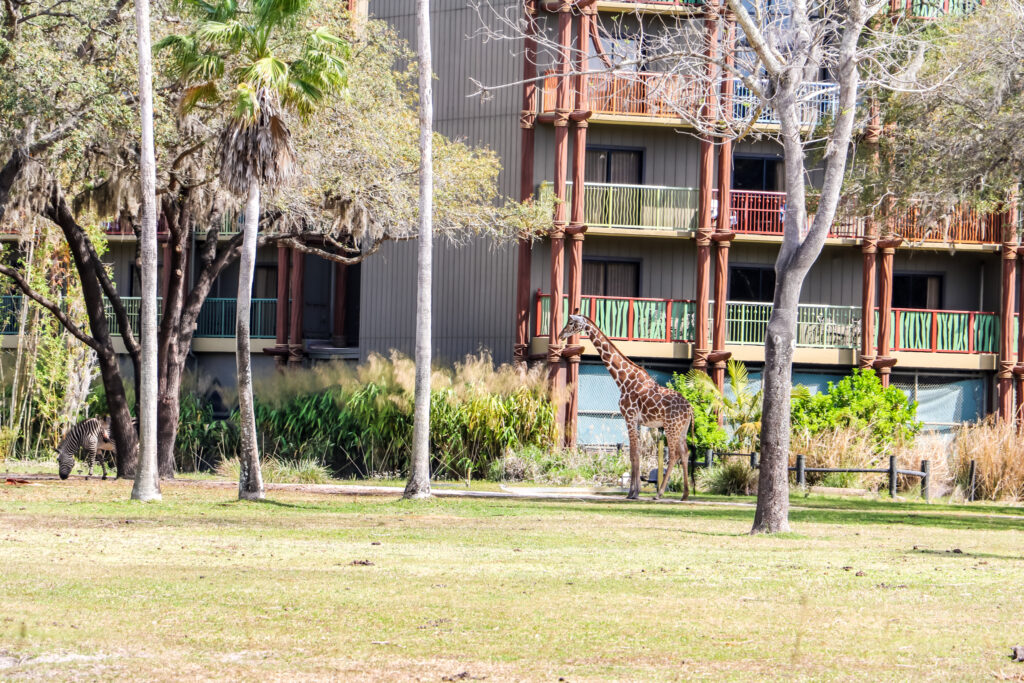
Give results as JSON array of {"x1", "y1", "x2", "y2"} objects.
[{"x1": 559, "y1": 314, "x2": 695, "y2": 500}]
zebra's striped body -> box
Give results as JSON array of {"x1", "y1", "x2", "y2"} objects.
[{"x1": 57, "y1": 417, "x2": 112, "y2": 480}]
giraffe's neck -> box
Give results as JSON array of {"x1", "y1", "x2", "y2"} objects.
[{"x1": 583, "y1": 320, "x2": 645, "y2": 390}]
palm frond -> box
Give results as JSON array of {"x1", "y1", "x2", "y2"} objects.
[
  {"x1": 180, "y1": 81, "x2": 221, "y2": 113},
  {"x1": 197, "y1": 20, "x2": 249, "y2": 51},
  {"x1": 240, "y1": 56, "x2": 291, "y2": 91},
  {"x1": 254, "y1": 0, "x2": 310, "y2": 25}
]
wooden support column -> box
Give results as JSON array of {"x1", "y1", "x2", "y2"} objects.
[
  {"x1": 999, "y1": 240, "x2": 1017, "y2": 421},
  {"x1": 710, "y1": 15, "x2": 734, "y2": 392},
  {"x1": 564, "y1": 9, "x2": 592, "y2": 448},
  {"x1": 273, "y1": 244, "x2": 290, "y2": 367},
  {"x1": 514, "y1": 0, "x2": 538, "y2": 367},
  {"x1": 873, "y1": 239, "x2": 900, "y2": 387},
  {"x1": 694, "y1": 4, "x2": 719, "y2": 373},
  {"x1": 860, "y1": 101, "x2": 881, "y2": 370},
  {"x1": 332, "y1": 261, "x2": 348, "y2": 347},
  {"x1": 160, "y1": 241, "x2": 172, "y2": 304},
  {"x1": 547, "y1": 2, "x2": 573, "y2": 436},
  {"x1": 1016, "y1": 247, "x2": 1024, "y2": 427},
  {"x1": 860, "y1": 228, "x2": 878, "y2": 369},
  {"x1": 288, "y1": 248, "x2": 305, "y2": 367}
]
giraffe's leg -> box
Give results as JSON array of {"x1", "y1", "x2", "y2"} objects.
[
  {"x1": 679, "y1": 421, "x2": 691, "y2": 501},
  {"x1": 657, "y1": 428, "x2": 680, "y2": 499},
  {"x1": 626, "y1": 420, "x2": 641, "y2": 500}
]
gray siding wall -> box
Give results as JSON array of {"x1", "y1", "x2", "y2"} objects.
[
  {"x1": 364, "y1": 0, "x2": 524, "y2": 365},
  {"x1": 360, "y1": 238, "x2": 518, "y2": 365}
]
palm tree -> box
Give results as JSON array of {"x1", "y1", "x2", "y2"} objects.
[
  {"x1": 685, "y1": 359, "x2": 764, "y2": 453},
  {"x1": 403, "y1": 0, "x2": 433, "y2": 499},
  {"x1": 131, "y1": 0, "x2": 161, "y2": 502},
  {"x1": 158, "y1": 0, "x2": 348, "y2": 500}
]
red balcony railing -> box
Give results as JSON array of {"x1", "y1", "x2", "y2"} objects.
[
  {"x1": 536, "y1": 293, "x2": 697, "y2": 343},
  {"x1": 889, "y1": 0, "x2": 983, "y2": 18},
  {"x1": 543, "y1": 72, "x2": 703, "y2": 120},
  {"x1": 535, "y1": 293, "x2": 1002, "y2": 355}
]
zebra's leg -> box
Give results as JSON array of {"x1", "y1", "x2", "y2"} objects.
[
  {"x1": 86, "y1": 450, "x2": 94, "y2": 479},
  {"x1": 100, "y1": 453, "x2": 108, "y2": 480}
]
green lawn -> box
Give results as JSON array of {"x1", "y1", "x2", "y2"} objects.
[{"x1": 1, "y1": 474, "x2": 1022, "y2": 681}]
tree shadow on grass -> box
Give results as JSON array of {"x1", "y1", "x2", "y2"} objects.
[
  {"x1": 909, "y1": 548, "x2": 1024, "y2": 562},
  {"x1": 518, "y1": 498, "x2": 1024, "y2": 533}
]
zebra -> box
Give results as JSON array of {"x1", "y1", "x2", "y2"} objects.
[{"x1": 57, "y1": 417, "x2": 113, "y2": 480}]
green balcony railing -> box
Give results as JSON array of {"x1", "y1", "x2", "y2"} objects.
[
  {"x1": 0, "y1": 295, "x2": 22, "y2": 334},
  {"x1": 536, "y1": 293, "x2": 697, "y2": 342},
  {"x1": 0, "y1": 295, "x2": 276, "y2": 340},
  {"x1": 724, "y1": 302, "x2": 863, "y2": 349},
  {"x1": 195, "y1": 298, "x2": 277, "y2": 338},
  {"x1": 889, "y1": 0, "x2": 983, "y2": 17},
  {"x1": 535, "y1": 293, "x2": 1002, "y2": 355},
  {"x1": 540, "y1": 181, "x2": 699, "y2": 232},
  {"x1": 886, "y1": 309, "x2": 1000, "y2": 354}
]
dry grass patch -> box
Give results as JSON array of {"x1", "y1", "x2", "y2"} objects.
[{"x1": 1, "y1": 478, "x2": 1023, "y2": 681}]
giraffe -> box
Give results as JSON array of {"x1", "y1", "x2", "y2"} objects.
[{"x1": 558, "y1": 314, "x2": 695, "y2": 500}]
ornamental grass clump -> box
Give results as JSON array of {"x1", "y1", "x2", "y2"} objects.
[
  {"x1": 951, "y1": 419, "x2": 1024, "y2": 501},
  {"x1": 246, "y1": 351, "x2": 556, "y2": 479}
]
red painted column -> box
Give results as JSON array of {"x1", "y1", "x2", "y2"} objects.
[
  {"x1": 274, "y1": 244, "x2": 290, "y2": 367},
  {"x1": 514, "y1": 0, "x2": 538, "y2": 367},
  {"x1": 332, "y1": 261, "x2": 347, "y2": 347},
  {"x1": 564, "y1": 10, "x2": 593, "y2": 448},
  {"x1": 874, "y1": 240, "x2": 899, "y2": 387},
  {"x1": 999, "y1": 240, "x2": 1017, "y2": 421},
  {"x1": 160, "y1": 242, "x2": 172, "y2": 304},
  {"x1": 860, "y1": 102, "x2": 881, "y2": 371},
  {"x1": 547, "y1": 3, "x2": 573, "y2": 436},
  {"x1": 288, "y1": 248, "x2": 305, "y2": 367},
  {"x1": 711, "y1": 13, "x2": 734, "y2": 392},
  {"x1": 693, "y1": 4, "x2": 719, "y2": 373}
]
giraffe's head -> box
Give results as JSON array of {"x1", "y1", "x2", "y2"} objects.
[{"x1": 558, "y1": 314, "x2": 588, "y2": 341}]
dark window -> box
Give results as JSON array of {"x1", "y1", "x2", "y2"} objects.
[
  {"x1": 585, "y1": 147, "x2": 643, "y2": 185},
  {"x1": 253, "y1": 265, "x2": 277, "y2": 299},
  {"x1": 893, "y1": 273, "x2": 942, "y2": 310},
  {"x1": 733, "y1": 156, "x2": 781, "y2": 191},
  {"x1": 582, "y1": 259, "x2": 640, "y2": 298},
  {"x1": 729, "y1": 265, "x2": 775, "y2": 302}
]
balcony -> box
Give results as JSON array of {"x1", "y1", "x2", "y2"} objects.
[
  {"x1": 541, "y1": 180, "x2": 1008, "y2": 244},
  {"x1": 0, "y1": 295, "x2": 276, "y2": 339},
  {"x1": 542, "y1": 181, "x2": 698, "y2": 232},
  {"x1": 535, "y1": 293, "x2": 1002, "y2": 354},
  {"x1": 889, "y1": 0, "x2": 983, "y2": 17},
  {"x1": 541, "y1": 73, "x2": 838, "y2": 128},
  {"x1": 195, "y1": 298, "x2": 277, "y2": 338}
]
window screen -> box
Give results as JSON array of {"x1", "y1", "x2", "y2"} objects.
[{"x1": 582, "y1": 259, "x2": 640, "y2": 297}]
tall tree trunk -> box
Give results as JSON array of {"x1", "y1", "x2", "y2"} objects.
[
  {"x1": 404, "y1": 0, "x2": 433, "y2": 499},
  {"x1": 131, "y1": 0, "x2": 161, "y2": 501},
  {"x1": 236, "y1": 178, "x2": 264, "y2": 501}
]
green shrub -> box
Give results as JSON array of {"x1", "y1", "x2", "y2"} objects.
[
  {"x1": 697, "y1": 460, "x2": 758, "y2": 496},
  {"x1": 790, "y1": 369, "x2": 920, "y2": 450},
  {"x1": 175, "y1": 392, "x2": 236, "y2": 472},
  {"x1": 668, "y1": 373, "x2": 728, "y2": 457}
]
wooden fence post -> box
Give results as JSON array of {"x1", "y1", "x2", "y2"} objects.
[
  {"x1": 796, "y1": 454, "x2": 806, "y2": 487},
  {"x1": 967, "y1": 459, "x2": 977, "y2": 502},
  {"x1": 750, "y1": 452, "x2": 759, "y2": 469},
  {"x1": 920, "y1": 459, "x2": 931, "y2": 501},
  {"x1": 888, "y1": 455, "x2": 898, "y2": 498}
]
